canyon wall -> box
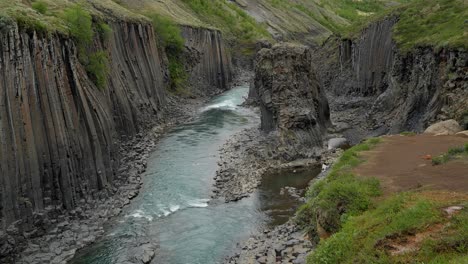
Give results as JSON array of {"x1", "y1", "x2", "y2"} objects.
[
  {"x1": 182, "y1": 26, "x2": 233, "y2": 94},
  {"x1": 0, "y1": 19, "x2": 233, "y2": 260},
  {"x1": 0, "y1": 21, "x2": 167, "y2": 234},
  {"x1": 325, "y1": 17, "x2": 467, "y2": 138}
]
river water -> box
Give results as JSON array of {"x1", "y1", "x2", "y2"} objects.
[{"x1": 72, "y1": 85, "x2": 318, "y2": 264}]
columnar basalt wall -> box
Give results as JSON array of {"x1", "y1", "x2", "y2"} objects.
[
  {"x1": 0, "y1": 21, "x2": 168, "y2": 235},
  {"x1": 0, "y1": 17, "x2": 235, "y2": 260},
  {"x1": 328, "y1": 17, "x2": 467, "y2": 135},
  {"x1": 182, "y1": 26, "x2": 233, "y2": 93}
]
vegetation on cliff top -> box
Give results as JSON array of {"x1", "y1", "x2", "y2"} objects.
[
  {"x1": 148, "y1": 13, "x2": 188, "y2": 94},
  {"x1": 64, "y1": 4, "x2": 110, "y2": 89},
  {"x1": 180, "y1": 0, "x2": 271, "y2": 45}
]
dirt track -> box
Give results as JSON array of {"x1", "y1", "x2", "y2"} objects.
[{"x1": 354, "y1": 134, "x2": 468, "y2": 195}]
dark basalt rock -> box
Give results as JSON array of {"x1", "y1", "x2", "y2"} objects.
[
  {"x1": 252, "y1": 43, "x2": 331, "y2": 147},
  {"x1": 0, "y1": 20, "x2": 233, "y2": 262}
]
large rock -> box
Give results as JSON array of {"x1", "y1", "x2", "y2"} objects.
[
  {"x1": 253, "y1": 43, "x2": 330, "y2": 147},
  {"x1": 424, "y1": 120, "x2": 463, "y2": 135},
  {"x1": 327, "y1": 138, "x2": 349, "y2": 150}
]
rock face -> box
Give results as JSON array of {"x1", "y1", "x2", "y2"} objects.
[
  {"x1": 182, "y1": 26, "x2": 233, "y2": 93},
  {"x1": 0, "y1": 20, "x2": 233, "y2": 261},
  {"x1": 0, "y1": 21, "x2": 166, "y2": 231},
  {"x1": 252, "y1": 43, "x2": 330, "y2": 147},
  {"x1": 322, "y1": 17, "x2": 468, "y2": 141}
]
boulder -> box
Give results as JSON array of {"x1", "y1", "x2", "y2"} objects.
[
  {"x1": 327, "y1": 138, "x2": 349, "y2": 150},
  {"x1": 424, "y1": 120, "x2": 462, "y2": 135}
]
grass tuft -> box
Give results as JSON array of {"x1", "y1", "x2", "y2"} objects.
[
  {"x1": 31, "y1": 1, "x2": 48, "y2": 15},
  {"x1": 432, "y1": 145, "x2": 468, "y2": 165},
  {"x1": 400, "y1": 131, "x2": 417, "y2": 136}
]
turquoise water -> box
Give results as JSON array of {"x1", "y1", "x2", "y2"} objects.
[{"x1": 71, "y1": 86, "x2": 318, "y2": 264}]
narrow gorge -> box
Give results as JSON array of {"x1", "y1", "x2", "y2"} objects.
[{"x1": 0, "y1": 0, "x2": 467, "y2": 264}]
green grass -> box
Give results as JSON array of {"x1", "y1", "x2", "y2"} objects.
[
  {"x1": 400, "y1": 131, "x2": 417, "y2": 136},
  {"x1": 181, "y1": 0, "x2": 271, "y2": 45},
  {"x1": 97, "y1": 22, "x2": 112, "y2": 42},
  {"x1": 63, "y1": 4, "x2": 110, "y2": 89},
  {"x1": 307, "y1": 193, "x2": 468, "y2": 264},
  {"x1": 296, "y1": 138, "x2": 382, "y2": 242},
  {"x1": 64, "y1": 4, "x2": 93, "y2": 48},
  {"x1": 432, "y1": 144, "x2": 468, "y2": 165},
  {"x1": 86, "y1": 51, "x2": 110, "y2": 90},
  {"x1": 32, "y1": 1, "x2": 48, "y2": 14},
  {"x1": 148, "y1": 13, "x2": 188, "y2": 93},
  {"x1": 393, "y1": 0, "x2": 468, "y2": 51}
]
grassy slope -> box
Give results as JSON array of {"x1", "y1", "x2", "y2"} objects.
[
  {"x1": 393, "y1": 0, "x2": 468, "y2": 50},
  {"x1": 298, "y1": 138, "x2": 468, "y2": 264},
  {"x1": 1, "y1": 0, "x2": 465, "y2": 50}
]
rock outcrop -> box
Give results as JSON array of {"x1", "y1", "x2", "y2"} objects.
[{"x1": 252, "y1": 43, "x2": 330, "y2": 147}]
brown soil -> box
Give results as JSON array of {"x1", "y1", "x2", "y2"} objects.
[{"x1": 354, "y1": 134, "x2": 468, "y2": 195}]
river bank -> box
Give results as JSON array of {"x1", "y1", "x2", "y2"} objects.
[{"x1": 218, "y1": 130, "x2": 343, "y2": 263}]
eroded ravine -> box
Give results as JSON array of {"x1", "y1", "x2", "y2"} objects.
[{"x1": 71, "y1": 85, "x2": 318, "y2": 264}]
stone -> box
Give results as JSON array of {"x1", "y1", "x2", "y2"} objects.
[
  {"x1": 327, "y1": 138, "x2": 349, "y2": 150},
  {"x1": 424, "y1": 119, "x2": 462, "y2": 135}
]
